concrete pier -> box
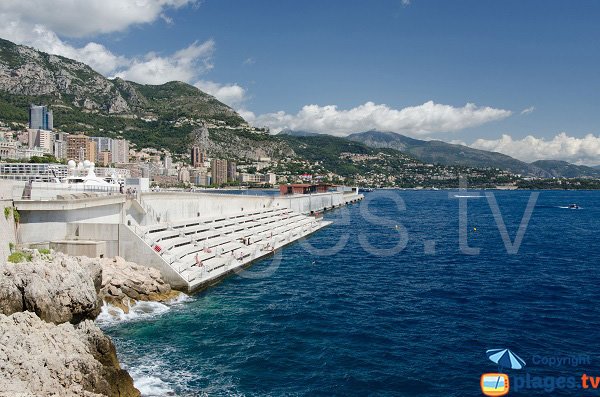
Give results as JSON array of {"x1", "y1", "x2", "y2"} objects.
[{"x1": 4, "y1": 183, "x2": 363, "y2": 292}]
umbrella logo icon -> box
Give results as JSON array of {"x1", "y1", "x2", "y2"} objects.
[
  {"x1": 481, "y1": 349, "x2": 526, "y2": 396},
  {"x1": 486, "y1": 349, "x2": 527, "y2": 371}
]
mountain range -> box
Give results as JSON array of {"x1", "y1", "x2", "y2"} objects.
[
  {"x1": 0, "y1": 36, "x2": 598, "y2": 179},
  {"x1": 283, "y1": 130, "x2": 600, "y2": 178},
  {"x1": 0, "y1": 37, "x2": 254, "y2": 156}
]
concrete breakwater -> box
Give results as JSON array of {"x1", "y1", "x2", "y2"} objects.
[
  {"x1": 0, "y1": 250, "x2": 186, "y2": 396},
  {"x1": 6, "y1": 188, "x2": 363, "y2": 292}
]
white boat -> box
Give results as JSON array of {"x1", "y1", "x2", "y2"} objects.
[{"x1": 60, "y1": 160, "x2": 120, "y2": 191}]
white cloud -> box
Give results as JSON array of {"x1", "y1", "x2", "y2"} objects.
[
  {"x1": 194, "y1": 80, "x2": 247, "y2": 107},
  {"x1": 114, "y1": 40, "x2": 215, "y2": 84},
  {"x1": 250, "y1": 101, "x2": 511, "y2": 136},
  {"x1": 521, "y1": 106, "x2": 535, "y2": 115},
  {"x1": 401, "y1": 0, "x2": 411, "y2": 6},
  {"x1": 0, "y1": 0, "x2": 195, "y2": 38},
  {"x1": 0, "y1": 0, "x2": 215, "y2": 83},
  {"x1": 470, "y1": 133, "x2": 600, "y2": 165},
  {"x1": 243, "y1": 57, "x2": 256, "y2": 66}
]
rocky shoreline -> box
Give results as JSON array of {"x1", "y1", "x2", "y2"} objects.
[
  {"x1": 0, "y1": 250, "x2": 183, "y2": 396},
  {"x1": 99, "y1": 256, "x2": 181, "y2": 314}
]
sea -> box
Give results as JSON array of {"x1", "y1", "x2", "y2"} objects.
[{"x1": 98, "y1": 190, "x2": 600, "y2": 396}]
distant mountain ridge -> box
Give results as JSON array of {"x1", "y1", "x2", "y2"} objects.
[
  {"x1": 343, "y1": 130, "x2": 600, "y2": 178},
  {"x1": 530, "y1": 160, "x2": 600, "y2": 178}
]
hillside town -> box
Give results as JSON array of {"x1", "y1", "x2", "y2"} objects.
[
  {"x1": 1, "y1": 104, "x2": 598, "y2": 190},
  {"x1": 0, "y1": 104, "x2": 281, "y2": 188}
]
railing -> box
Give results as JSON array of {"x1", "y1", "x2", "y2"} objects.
[{"x1": 9, "y1": 182, "x2": 121, "y2": 200}]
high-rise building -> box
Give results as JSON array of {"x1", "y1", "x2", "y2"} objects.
[
  {"x1": 191, "y1": 146, "x2": 206, "y2": 167},
  {"x1": 91, "y1": 137, "x2": 112, "y2": 159},
  {"x1": 211, "y1": 159, "x2": 227, "y2": 186},
  {"x1": 164, "y1": 155, "x2": 172, "y2": 170},
  {"x1": 53, "y1": 132, "x2": 69, "y2": 159},
  {"x1": 86, "y1": 140, "x2": 96, "y2": 163},
  {"x1": 29, "y1": 105, "x2": 53, "y2": 131},
  {"x1": 54, "y1": 140, "x2": 67, "y2": 160},
  {"x1": 98, "y1": 151, "x2": 112, "y2": 166},
  {"x1": 67, "y1": 134, "x2": 96, "y2": 162},
  {"x1": 34, "y1": 130, "x2": 53, "y2": 153},
  {"x1": 227, "y1": 161, "x2": 237, "y2": 182},
  {"x1": 111, "y1": 139, "x2": 129, "y2": 164}
]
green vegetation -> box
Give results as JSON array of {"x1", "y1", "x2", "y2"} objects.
[
  {"x1": 38, "y1": 248, "x2": 51, "y2": 255},
  {"x1": 3, "y1": 207, "x2": 10, "y2": 219},
  {"x1": 13, "y1": 208, "x2": 20, "y2": 223},
  {"x1": 8, "y1": 242, "x2": 15, "y2": 253},
  {"x1": 516, "y1": 179, "x2": 600, "y2": 190},
  {"x1": 0, "y1": 38, "x2": 246, "y2": 154},
  {"x1": 8, "y1": 251, "x2": 32, "y2": 263}
]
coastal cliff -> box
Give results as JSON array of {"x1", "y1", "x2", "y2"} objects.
[{"x1": 0, "y1": 251, "x2": 180, "y2": 396}]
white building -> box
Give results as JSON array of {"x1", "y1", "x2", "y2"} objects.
[
  {"x1": 91, "y1": 137, "x2": 113, "y2": 162},
  {"x1": 238, "y1": 172, "x2": 277, "y2": 185},
  {"x1": 112, "y1": 139, "x2": 129, "y2": 164}
]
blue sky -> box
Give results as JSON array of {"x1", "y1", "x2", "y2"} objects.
[{"x1": 2, "y1": 0, "x2": 600, "y2": 164}]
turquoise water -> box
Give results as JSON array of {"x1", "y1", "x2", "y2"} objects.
[{"x1": 102, "y1": 190, "x2": 600, "y2": 396}]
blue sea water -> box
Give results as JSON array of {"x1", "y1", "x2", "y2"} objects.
[{"x1": 101, "y1": 190, "x2": 600, "y2": 396}]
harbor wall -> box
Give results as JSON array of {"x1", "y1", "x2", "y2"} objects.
[
  {"x1": 13, "y1": 191, "x2": 362, "y2": 245},
  {"x1": 14, "y1": 197, "x2": 125, "y2": 244},
  {"x1": 139, "y1": 191, "x2": 362, "y2": 223}
]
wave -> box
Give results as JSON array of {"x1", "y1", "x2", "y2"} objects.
[
  {"x1": 122, "y1": 357, "x2": 206, "y2": 397},
  {"x1": 453, "y1": 195, "x2": 483, "y2": 198},
  {"x1": 129, "y1": 373, "x2": 175, "y2": 397},
  {"x1": 96, "y1": 293, "x2": 192, "y2": 326}
]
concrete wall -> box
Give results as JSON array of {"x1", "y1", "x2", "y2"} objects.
[
  {"x1": 139, "y1": 191, "x2": 363, "y2": 223},
  {"x1": 0, "y1": 180, "x2": 24, "y2": 200},
  {"x1": 0, "y1": 199, "x2": 17, "y2": 262},
  {"x1": 139, "y1": 192, "x2": 278, "y2": 224},
  {"x1": 65, "y1": 223, "x2": 120, "y2": 258},
  {"x1": 16, "y1": 199, "x2": 124, "y2": 244},
  {"x1": 118, "y1": 224, "x2": 188, "y2": 290},
  {"x1": 50, "y1": 240, "x2": 107, "y2": 258}
]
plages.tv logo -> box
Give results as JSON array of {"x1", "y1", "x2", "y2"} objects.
[{"x1": 481, "y1": 349, "x2": 526, "y2": 396}]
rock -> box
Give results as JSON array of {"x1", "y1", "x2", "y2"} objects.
[
  {"x1": 107, "y1": 285, "x2": 121, "y2": 297},
  {"x1": 1, "y1": 251, "x2": 101, "y2": 324},
  {"x1": 75, "y1": 320, "x2": 140, "y2": 397},
  {"x1": 157, "y1": 282, "x2": 170, "y2": 295},
  {"x1": 0, "y1": 275, "x2": 23, "y2": 315},
  {"x1": 120, "y1": 285, "x2": 140, "y2": 300},
  {"x1": 99, "y1": 256, "x2": 183, "y2": 307},
  {"x1": 0, "y1": 311, "x2": 140, "y2": 397}
]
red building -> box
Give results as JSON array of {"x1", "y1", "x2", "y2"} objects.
[{"x1": 279, "y1": 184, "x2": 332, "y2": 195}]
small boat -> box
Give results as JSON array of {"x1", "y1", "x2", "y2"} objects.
[{"x1": 568, "y1": 203, "x2": 579, "y2": 209}]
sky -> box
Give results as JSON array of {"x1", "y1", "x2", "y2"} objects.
[{"x1": 1, "y1": 0, "x2": 600, "y2": 164}]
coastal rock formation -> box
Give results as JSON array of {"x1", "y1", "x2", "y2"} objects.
[
  {"x1": 99, "y1": 256, "x2": 181, "y2": 312},
  {"x1": 0, "y1": 251, "x2": 101, "y2": 324},
  {"x1": 0, "y1": 312, "x2": 139, "y2": 397},
  {"x1": 0, "y1": 251, "x2": 140, "y2": 396}
]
